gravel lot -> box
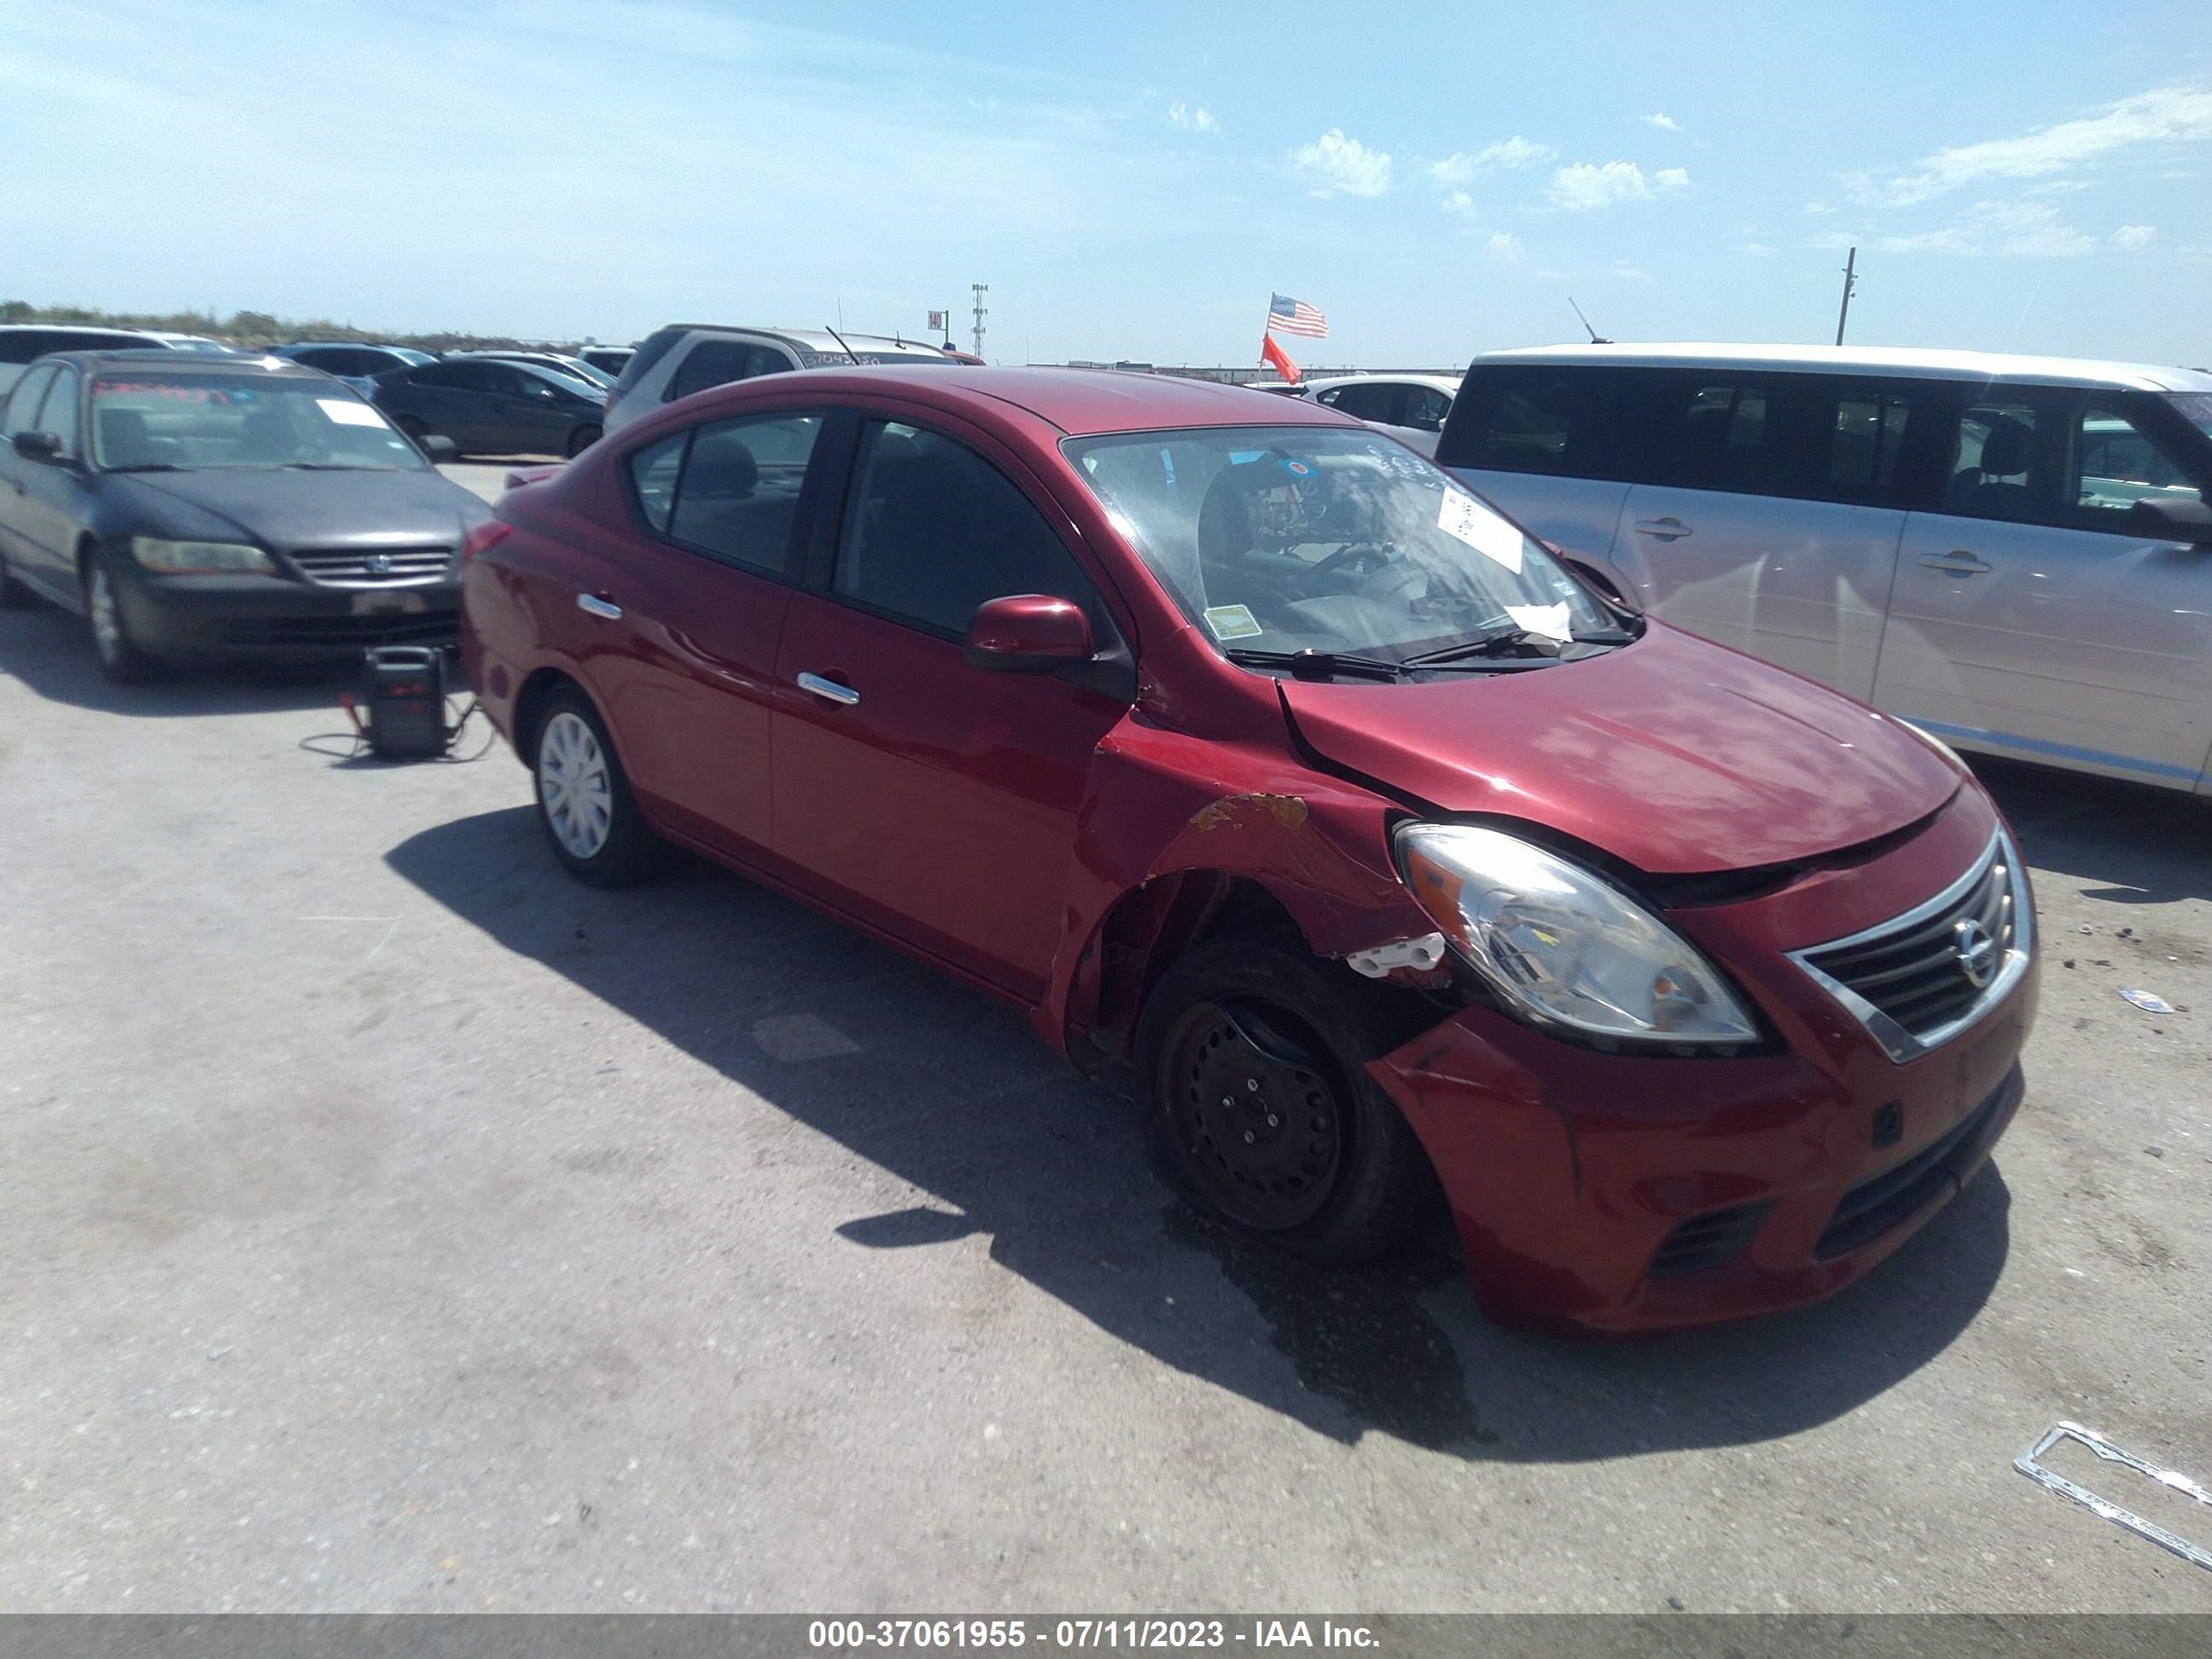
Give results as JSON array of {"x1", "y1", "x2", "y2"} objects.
[{"x1": 1, "y1": 555, "x2": 2207, "y2": 1614}]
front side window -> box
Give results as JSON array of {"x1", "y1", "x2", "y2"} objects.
[
  {"x1": 3, "y1": 364, "x2": 59, "y2": 435},
  {"x1": 36, "y1": 369, "x2": 79, "y2": 457},
  {"x1": 663, "y1": 411, "x2": 823, "y2": 572},
  {"x1": 87, "y1": 371, "x2": 426, "y2": 471},
  {"x1": 2074, "y1": 405, "x2": 2204, "y2": 518},
  {"x1": 1407, "y1": 387, "x2": 1452, "y2": 432},
  {"x1": 834, "y1": 421, "x2": 1094, "y2": 634},
  {"x1": 627, "y1": 430, "x2": 686, "y2": 534},
  {"x1": 1068, "y1": 425, "x2": 1608, "y2": 662}
]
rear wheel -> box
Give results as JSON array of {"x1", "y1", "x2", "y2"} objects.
[
  {"x1": 83, "y1": 556, "x2": 161, "y2": 684},
  {"x1": 1137, "y1": 939, "x2": 1438, "y2": 1263},
  {"x1": 565, "y1": 422, "x2": 602, "y2": 458},
  {"x1": 530, "y1": 686, "x2": 669, "y2": 887}
]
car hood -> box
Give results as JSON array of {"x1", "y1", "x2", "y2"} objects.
[
  {"x1": 1279, "y1": 625, "x2": 1959, "y2": 874},
  {"x1": 113, "y1": 467, "x2": 487, "y2": 549}
]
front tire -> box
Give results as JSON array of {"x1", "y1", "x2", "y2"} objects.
[
  {"x1": 530, "y1": 686, "x2": 668, "y2": 887},
  {"x1": 565, "y1": 422, "x2": 602, "y2": 459},
  {"x1": 84, "y1": 556, "x2": 160, "y2": 684},
  {"x1": 1136, "y1": 938, "x2": 1439, "y2": 1263}
]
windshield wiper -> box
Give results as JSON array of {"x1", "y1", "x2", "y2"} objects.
[
  {"x1": 103, "y1": 462, "x2": 183, "y2": 473},
  {"x1": 1401, "y1": 625, "x2": 1633, "y2": 668},
  {"x1": 1226, "y1": 647, "x2": 1406, "y2": 682},
  {"x1": 278, "y1": 461, "x2": 395, "y2": 471}
]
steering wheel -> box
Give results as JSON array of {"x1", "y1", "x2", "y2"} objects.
[
  {"x1": 1309, "y1": 542, "x2": 1391, "y2": 583},
  {"x1": 1356, "y1": 562, "x2": 1427, "y2": 604}
]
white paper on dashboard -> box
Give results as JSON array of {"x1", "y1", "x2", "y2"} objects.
[
  {"x1": 1436, "y1": 489, "x2": 1523, "y2": 574},
  {"x1": 318, "y1": 399, "x2": 385, "y2": 428},
  {"x1": 1505, "y1": 602, "x2": 1572, "y2": 641}
]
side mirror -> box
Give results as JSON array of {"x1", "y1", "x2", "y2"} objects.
[
  {"x1": 963, "y1": 594, "x2": 1094, "y2": 672},
  {"x1": 2128, "y1": 495, "x2": 2212, "y2": 545},
  {"x1": 418, "y1": 434, "x2": 458, "y2": 462},
  {"x1": 13, "y1": 430, "x2": 62, "y2": 461}
]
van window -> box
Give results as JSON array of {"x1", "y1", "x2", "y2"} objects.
[
  {"x1": 1825, "y1": 389, "x2": 1914, "y2": 499},
  {"x1": 1653, "y1": 380, "x2": 1786, "y2": 493},
  {"x1": 667, "y1": 340, "x2": 757, "y2": 401},
  {"x1": 1448, "y1": 367, "x2": 1635, "y2": 479},
  {"x1": 2073, "y1": 406, "x2": 2203, "y2": 520},
  {"x1": 1941, "y1": 401, "x2": 2048, "y2": 521}
]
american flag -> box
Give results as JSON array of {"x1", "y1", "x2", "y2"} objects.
[{"x1": 1266, "y1": 294, "x2": 1329, "y2": 339}]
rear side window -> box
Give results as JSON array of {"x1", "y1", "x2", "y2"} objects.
[
  {"x1": 656, "y1": 411, "x2": 824, "y2": 572},
  {"x1": 1644, "y1": 372, "x2": 1928, "y2": 505},
  {"x1": 1324, "y1": 383, "x2": 1403, "y2": 424},
  {"x1": 1653, "y1": 378, "x2": 1783, "y2": 493},
  {"x1": 1444, "y1": 366, "x2": 1638, "y2": 479},
  {"x1": 833, "y1": 420, "x2": 1095, "y2": 636},
  {"x1": 611, "y1": 327, "x2": 688, "y2": 399},
  {"x1": 667, "y1": 339, "x2": 756, "y2": 401}
]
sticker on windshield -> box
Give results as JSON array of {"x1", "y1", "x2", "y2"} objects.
[
  {"x1": 1203, "y1": 603, "x2": 1264, "y2": 641},
  {"x1": 1505, "y1": 602, "x2": 1571, "y2": 642},
  {"x1": 1438, "y1": 488, "x2": 1523, "y2": 575},
  {"x1": 317, "y1": 399, "x2": 384, "y2": 428}
]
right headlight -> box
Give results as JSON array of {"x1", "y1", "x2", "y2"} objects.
[
  {"x1": 1396, "y1": 823, "x2": 1761, "y2": 1049},
  {"x1": 131, "y1": 537, "x2": 273, "y2": 574}
]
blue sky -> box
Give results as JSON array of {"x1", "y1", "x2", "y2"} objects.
[{"x1": 3, "y1": 0, "x2": 2208, "y2": 368}]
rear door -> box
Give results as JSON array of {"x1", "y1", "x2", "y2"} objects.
[
  {"x1": 1609, "y1": 371, "x2": 1923, "y2": 701},
  {"x1": 387, "y1": 362, "x2": 487, "y2": 447},
  {"x1": 13, "y1": 366, "x2": 84, "y2": 586},
  {"x1": 480, "y1": 364, "x2": 569, "y2": 454},
  {"x1": 1872, "y1": 387, "x2": 2212, "y2": 786},
  {"x1": 770, "y1": 411, "x2": 1130, "y2": 1000}
]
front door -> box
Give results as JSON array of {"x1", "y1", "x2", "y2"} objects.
[
  {"x1": 771, "y1": 415, "x2": 1130, "y2": 1000},
  {"x1": 1873, "y1": 389, "x2": 2212, "y2": 786}
]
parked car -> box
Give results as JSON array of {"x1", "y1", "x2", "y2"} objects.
[
  {"x1": 0, "y1": 351, "x2": 487, "y2": 681},
  {"x1": 268, "y1": 342, "x2": 438, "y2": 398},
  {"x1": 602, "y1": 324, "x2": 963, "y2": 434},
  {"x1": 372, "y1": 357, "x2": 607, "y2": 459},
  {"x1": 577, "y1": 346, "x2": 633, "y2": 379},
  {"x1": 1301, "y1": 374, "x2": 1459, "y2": 456},
  {"x1": 461, "y1": 365, "x2": 2035, "y2": 1333},
  {"x1": 0, "y1": 325, "x2": 234, "y2": 395},
  {"x1": 450, "y1": 349, "x2": 618, "y2": 389},
  {"x1": 1440, "y1": 344, "x2": 2212, "y2": 795}
]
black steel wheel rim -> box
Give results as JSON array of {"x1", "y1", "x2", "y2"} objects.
[{"x1": 1164, "y1": 999, "x2": 1344, "y2": 1231}]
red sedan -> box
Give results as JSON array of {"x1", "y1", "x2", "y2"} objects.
[{"x1": 459, "y1": 367, "x2": 2036, "y2": 1333}]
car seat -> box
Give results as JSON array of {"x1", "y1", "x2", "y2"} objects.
[
  {"x1": 1947, "y1": 415, "x2": 2035, "y2": 518},
  {"x1": 96, "y1": 408, "x2": 160, "y2": 469}
]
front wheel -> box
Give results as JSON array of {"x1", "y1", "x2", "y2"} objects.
[
  {"x1": 565, "y1": 422, "x2": 602, "y2": 458},
  {"x1": 84, "y1": 557, "x2": 161, "y2": 684},
  {"x1": 1136, "y1": 939, "x2": 1439, "y2": 1263},
  {"x1": 530, "y1": 687, "x2": 669, "y2": 887}
]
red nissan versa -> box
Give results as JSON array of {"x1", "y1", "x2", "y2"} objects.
[{"x1": 458, "y1": 367, "x2": 2037, "y2": 1334}]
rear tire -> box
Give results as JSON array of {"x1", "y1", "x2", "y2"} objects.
[
  {"x1": 1136, "y1": 938, "x2": 1439, "y2": 1264},
  {"x1": 83, "y1": 556, "x2": 161, "y2": 684},
  {"x1": 565, "y1": 423, "x2": 602, "y2": 458},
  {"x1": 529, "y1": 685, "x2": 669, "y2": 887}
]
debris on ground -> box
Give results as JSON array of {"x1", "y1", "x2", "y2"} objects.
[
  {"x1": 2120, "y1": 988, "x2": 2177, "y2": 1015},
  {"x1": 2015, "y1": 1421, "x2": 2212, "y2": 1571}
]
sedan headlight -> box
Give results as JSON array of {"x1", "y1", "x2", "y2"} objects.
[
  {"x1": 130, "y1": 537, "x2": 274, "y2": 574},
  {"x1": 1396, "y1": 824, "x2": 1760, "y2": 1048}
]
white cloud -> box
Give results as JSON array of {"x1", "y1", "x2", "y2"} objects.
[
  {"x1": 1642, "y1": 113, "x2": 1680, "y2": 131},
  {"x1": 2115, "y1": 223, "x2": 2158, "y2": 249},
  {"x1": 1859, "y1": 84, "x2": 2212, "y2": 206},
  {"x1": 1292, "y1": 127, "x2": 1391, "y2": 196},
  {"x1": 1486, "y1": 230, "x2": 1527, "y2": 263},
  {"x1": 1547, "y1": 160, "x2": 1689, "y2": 210},
  {"x1": 1428, "y1": 136, "x2": 1555, "y2": 186},
  {"x1": 1742, "y1": 242, "x2": 1778, "y2": 257},
  {"x1": 1440, "y1": 189, "x2": 1476, "y2": 215},
  {"x1": 1816, "y1": 200, "x2": 2098, "y2": 258},
  {"x1": 1803, "y1": 201, "x2": 1837, "y2": 214},
  {"x1": 1166, "y1": 100, "x2": 1217, "y2": 134}
]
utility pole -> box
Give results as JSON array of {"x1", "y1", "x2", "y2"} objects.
[
  {"x1": 1834, "y1": 247, "x2": 1858, "y2": 346},
  {"x1": 970, "y1": 283, "x2": 988, "y2": 359}
]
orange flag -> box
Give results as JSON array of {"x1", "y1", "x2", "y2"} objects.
[{"x1": 1260, "y1": 332, "x2": 1301, "y2": 385}]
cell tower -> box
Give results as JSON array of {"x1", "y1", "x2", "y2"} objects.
[{"x1": 970, "y1": 283, "x2": 988, "y2": 359}]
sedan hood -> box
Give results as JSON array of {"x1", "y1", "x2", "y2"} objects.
[
  {"x1": 1280, "y1": 626, "x2": 1959, "y2": 874},
  {"x1": 114, "y1": 467, "x2": 486, "y2": 550}
]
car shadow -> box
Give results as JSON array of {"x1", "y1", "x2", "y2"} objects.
[
  {"x1": 387, "y1": 806, "x2": 2012, "y2": 1460},
  {"x1": 0, "y1": 601, "x2": 351, "y2": 718},
  {"x1": 1968, "y1": 754, "x2": 2210, "y2": 905}
]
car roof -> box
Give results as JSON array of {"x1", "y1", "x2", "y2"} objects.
[
  {"x1": 725, "y1": 365, "x2": 1359, "y2": 436},
  {"x1": 1471, "y1": 341, "x2": 2212, "y2": 393},
  {"x1": 1302, "y1": 374, "x2": 1460, "y2": 393},
  {"x1": 51, "y1": 349, "x2": 331, "y2": 379},
  {"x1": 659, "y1": 323, "x2": 953, "y2": 355}
]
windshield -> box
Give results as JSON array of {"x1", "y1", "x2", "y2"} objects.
[
  {"x1": 162, "y1": 337, "x2": 235, "y2": 355},
  {"x1": 2167, "y1": 393, "x2": 2212, "y2": 446},
  {"x1": 1066, "y1": 426, "x2": 1611, "y2": 662},
  {"x1": 89, "y1": 372, "x2": 428, "y2": 471}
]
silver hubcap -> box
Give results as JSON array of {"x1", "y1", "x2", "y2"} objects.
[
  {"x1": 538, "y1": 711, "x2": 613, "y2": 859},
  {"x1": 89, "y1": 568, "x2": 123, "y2": 661}
]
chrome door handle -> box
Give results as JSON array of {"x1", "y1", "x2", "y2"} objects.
[
  {"x1": 576, "y1": 592, "x2": 622, "y2": 620},
  {"x1": 796, "y1": 672, "x2": 859, "y2": 707},
  {"x1": 1918, "y1": 553, "x2": 1993, "y2": 575},
  {"x1": 1633, "y1": 517, "x2": 1692, "y2": 540}
]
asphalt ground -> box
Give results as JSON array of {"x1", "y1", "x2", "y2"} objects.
[{"x1": 1, "y1": 536, "x2": 2208, "y2": 1614}]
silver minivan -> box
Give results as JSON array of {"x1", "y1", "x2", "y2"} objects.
[
  {"x1": 603, "y1": 324, "x2": 962, "y2": 437},
  {"x1": 1438, "y1": 344, "x2": 2212, "y2": 794}
]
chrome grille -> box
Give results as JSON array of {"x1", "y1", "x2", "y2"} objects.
[
  {"x1": 1788, "y1": 831, "x2": 2032, "y2": 1063},
  {"x1": 287, "y1": 546, "x2": 452, "y2": 587}
]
